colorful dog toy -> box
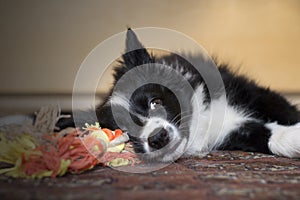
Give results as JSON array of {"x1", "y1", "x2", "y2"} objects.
[{"x1": 0, "y1": 106, "x2": 137, "y2": 179}]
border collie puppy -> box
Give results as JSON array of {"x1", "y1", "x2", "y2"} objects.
[{"x1": 62, "y1": 29, "x2": 300, "y2": 162}]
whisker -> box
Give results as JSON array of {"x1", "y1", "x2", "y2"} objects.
[
  {"x1": 173, "y1": 114, "x2": 193, "y2": 126},
  {"x1": 170, "y1": 113, "x2": 192, "y2": 125},
  {"x1": 170, "y1": 111, "x2": 191, "y2": 124}
]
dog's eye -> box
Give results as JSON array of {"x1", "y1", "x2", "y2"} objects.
[{"x1": 149, "y1": 98, "x2": 163, "y2": 110}]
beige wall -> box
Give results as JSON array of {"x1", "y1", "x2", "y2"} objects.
[{"x1": 1, "y1": 0, "x2": 300, "y2": 95}]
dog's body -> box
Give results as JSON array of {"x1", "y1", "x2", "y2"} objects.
[{"x1": 61, "y1": 29, "x2": 300, "y2": 162}]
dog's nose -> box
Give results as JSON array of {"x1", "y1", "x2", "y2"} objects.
[{"x1": 148, "y1": 128, "x2": 170, "y2": 149}]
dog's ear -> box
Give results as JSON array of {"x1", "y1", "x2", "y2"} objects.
[{"x1": 122, "y1": 28, "x2": 153, "y2": 68}]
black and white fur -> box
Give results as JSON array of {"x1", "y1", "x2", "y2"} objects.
[{"x1": 61, "y1": 29, "x2": 300, "y2": 162}]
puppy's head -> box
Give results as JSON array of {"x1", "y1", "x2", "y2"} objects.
[
  {"x1": 128, "y1": 83, "x2": 187, "y2": 162},
  {"x1": 98, "y1": 29, "x2": 195, "y2": 163}
]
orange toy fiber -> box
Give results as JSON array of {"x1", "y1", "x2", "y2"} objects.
[{"x1": 0, "y1": 122, "x2": 136, "y2": 179}]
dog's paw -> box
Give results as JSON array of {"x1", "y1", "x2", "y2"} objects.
[{"x1": 267, "y1": 122, "x2": 300, "y2": 158}]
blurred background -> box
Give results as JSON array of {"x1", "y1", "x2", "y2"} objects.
[{"x1": 0, "y1": 0, "x2": 300, "y2": 115}]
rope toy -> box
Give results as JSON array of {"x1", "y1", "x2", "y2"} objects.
[{"x1": 0, "y1": 106, "x2": 138, "y2": 179}]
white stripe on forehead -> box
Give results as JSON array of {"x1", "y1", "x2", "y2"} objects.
[
  {"x1": 109, "y1": 93, "x2": 130, "y2": 110},
  {"x1": 108, "y1": 92, "x2": 148, "y2": 125}
]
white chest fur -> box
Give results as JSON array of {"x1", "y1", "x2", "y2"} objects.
[{"x1": 184, "y1": 84, "x2": 253, "y2": 156}]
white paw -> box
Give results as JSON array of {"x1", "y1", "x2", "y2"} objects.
[{"x1": 267, "y1": 122, "x2": 300, "y2": 158}]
